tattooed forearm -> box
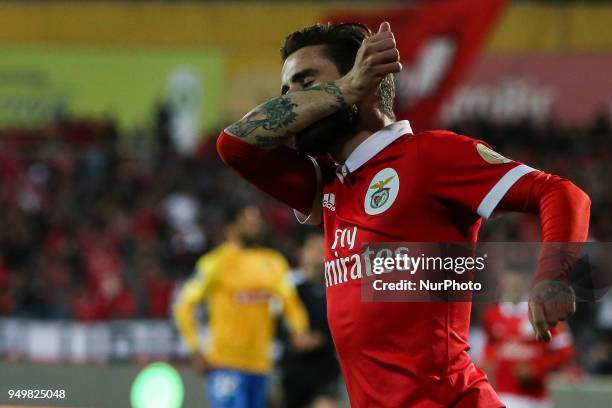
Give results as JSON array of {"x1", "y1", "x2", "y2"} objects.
[
  {"x1": 259, "y1": 98, "x2": 299, "y2": 131},
  {"x1": 224, "y1": 81, "x2": 350, "y2": 147},
  {"x1": 226, "y1": 97, "x2": 298, "y2": 138},
  {"x1": 309, "y1": 83, "x2": 349, "y2": 110}
]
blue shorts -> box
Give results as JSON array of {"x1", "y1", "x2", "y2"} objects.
[{"x1": 206, "y1": 368, "x2": 268, "y2": 408}]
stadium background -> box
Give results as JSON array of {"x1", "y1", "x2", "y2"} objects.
[{"x1": 0, "y1": 0, "x2": 611, "y2": 407}]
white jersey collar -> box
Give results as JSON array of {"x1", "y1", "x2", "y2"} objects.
[{"x1": 336, "y1": 120, "x2": 413, "y2": 181}]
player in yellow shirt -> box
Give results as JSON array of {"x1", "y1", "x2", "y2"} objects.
[{"x1": 174, "y1": 206, "x2": 313, "y2": 408}]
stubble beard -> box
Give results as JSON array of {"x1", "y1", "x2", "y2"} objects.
[{"x1": 294, "y1": 105, "x2": 359, "y2": 156}]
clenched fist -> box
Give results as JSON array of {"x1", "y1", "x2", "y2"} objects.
[{"x1": 528, "y1": 280, "x2": 576, "y2": 342}]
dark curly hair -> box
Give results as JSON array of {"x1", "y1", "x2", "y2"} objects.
[{"x1": 280, "y1": 22, "x2": 396, "y2": 119}]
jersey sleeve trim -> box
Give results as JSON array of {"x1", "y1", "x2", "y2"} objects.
[
  {"x1": 477, "y1": 164, "x2": 537, "y2": 219},
  {"x1": 293, "y1": 156, "x2": 322, "y2": 225}
]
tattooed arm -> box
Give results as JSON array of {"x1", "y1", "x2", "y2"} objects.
[
  {"x1": 224, "y1": 22, "x2": 402, "y2": 148},
  {"x1": 218, "y1": 22, "x2": 401, "y2": 219},
  {"x1": 224, "y1": 81, "x2": 354, "y2": 148}
]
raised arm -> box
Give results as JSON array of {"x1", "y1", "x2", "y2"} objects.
[
  {"x1": 225, "y1": 82, "x2": 352, "y2": 147},
  {"x1": 223, "y1": 22, "x2": 401, "y2": 148},
  {"x1": 218, "y1": 22, "x2": 401, "y2": 219}
]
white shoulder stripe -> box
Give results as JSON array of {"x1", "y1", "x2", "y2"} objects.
[{"x1": 477, "y1": 164, "x2": 537, "y2": 219}]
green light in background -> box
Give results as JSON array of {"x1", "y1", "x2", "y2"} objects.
[{"x1": 130, "y1": 362, "x2": 185, "y2": 408}]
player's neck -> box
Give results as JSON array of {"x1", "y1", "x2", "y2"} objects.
[
  {"x1": 331, "y1": 113, "x2": 395, "y2": 163},
  {"x1": 225, "y1": 232, "x2": 244, "y2": 248}
]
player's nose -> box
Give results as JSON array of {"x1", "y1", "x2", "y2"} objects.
[{"x1": 286, "y1": 83, "x2": 304, "y2": 94}]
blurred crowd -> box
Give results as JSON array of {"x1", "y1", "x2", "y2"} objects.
[
  {"x1": 450, "y1": 114, "x2": 612, "y2": 242},
  {"x1": 0, "y1": 110, "x2": 306, "y2": 321},
  {"x1": 0, "y1": 110, "x2": 610, "y2": 371}
]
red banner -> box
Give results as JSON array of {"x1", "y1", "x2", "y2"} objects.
[
  {"x1": 441, "y1": 54, "x2": 612, "y2": 126},
  {"x1": 327, "y1": 0, "x2": 507, "y2": 132}
]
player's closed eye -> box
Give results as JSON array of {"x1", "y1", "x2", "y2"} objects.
[{"x1": 279, "y1": 79, "x2": 314, "y2": 95}]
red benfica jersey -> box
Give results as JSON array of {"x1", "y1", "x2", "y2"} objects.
[
  {"x1": 295, "y1": 121, "x2": 536, "y2": 407},
  {"x1": 482, "y1": 303, "x2": 574, "y2": 400}
]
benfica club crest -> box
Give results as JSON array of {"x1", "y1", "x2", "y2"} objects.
[
  {"x1": 365, "y1": 168, "x2": 400, "y2": 215},
  {"x1": 370, "y1": 177, "x2": 393, "y2": 208}
]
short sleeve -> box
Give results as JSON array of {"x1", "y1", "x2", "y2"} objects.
[
  {"x1": 418, "y1": 131, "x2": 536, "y2": 219},
  {"x1": 180, "y1": 252, "x2": 220, "y2": 302}
]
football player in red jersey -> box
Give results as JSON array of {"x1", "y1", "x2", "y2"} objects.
[
  {"x1": 481, "y1": 269, "x2": 575, "y2": 408},
  {"x1": 217, "y1": 22, "x2": 590, "y2": 407}
]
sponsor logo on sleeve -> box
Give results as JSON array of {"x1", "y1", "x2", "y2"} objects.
[{"x1": 476, "y1": 143, "x2": 511, "y2": 164}]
